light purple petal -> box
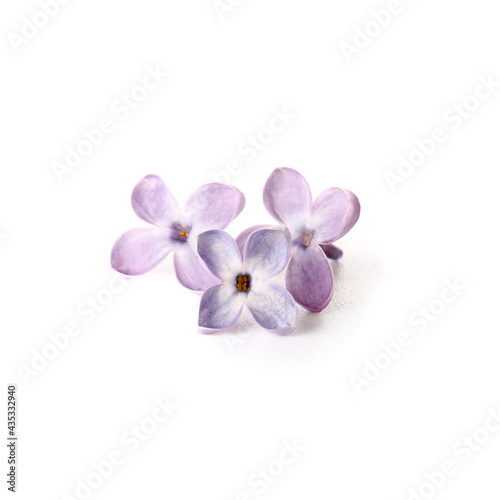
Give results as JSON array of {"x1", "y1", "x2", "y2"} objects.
[
  {"x1": 131, "y1": 174, "x2": 180, "y2": 227},
  {"x1": 243, "y1": 228, "x2": 291, "y2": 281},
  {"x1": 263, "y1": 168, "x2": 311, "y2": 228},
  {"x1": 197, "y1": 230, "x2": 242, "y2": 280},
  {"x1": 309, "y1": 188, "x2": 360, "y2": 244},
  {"x1": 247, "y1": 283, "x2": 298, "y2": 335},
  {"x1": 198, "y1": 284, "x2": 243, "y2": 331},
  {"x1": 320, "y1": 244, "x2": 343, "y2": 260},
  {"x1": 111, "y1": 227, "x2": 171, "y2": 275},
  {"x1": 236, "y1": 225, "x2": 270, "y2": 255},
  {"x1": 186, "y1": 183, "x2": 245, "y2": 231},
  {"x1": 174, "y1": 244, "x2": 221, "y2": 292},
  {"x1": 286, "y1": 245, "x2": 334, "y2": 312}
]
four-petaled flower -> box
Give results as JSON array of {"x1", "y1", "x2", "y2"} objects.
[
  {"x1": 111, "y1": 174, "x2": 245, "y2": 291},
  {"x1": 262, "y1": 168, "x2": 360, "y2": 312},
  {"x1": 197, "y1": 228, "x2": 298, "y2": 335}
]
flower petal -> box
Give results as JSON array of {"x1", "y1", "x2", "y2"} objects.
[
  {"x1": 174, "y1": 243, "x2": 221, "y2": 291},
  {"x1": 197, "y1": 230, "x2": 242, "y2": 280},
  {"x1": 247, "y1": 283, "x2": 298, "y2": 335},
  {"x1": 186, "y1": 183, "x2": 245, "y2": 231},
  {"x1": 235, "y1": 225, "x2": 270, "y2": 256},
  {"x1": 320, "y1": 244, "x2": 343, "y2": 260},
  {"x1": 243, "y1": 228, "x2": 291, "y2": 281},
  {"x1": 263, "y1": 168, "x2": 311, "y2": 228},
  {"x1": 198, "y1": 284, "x2": 243, "y2": 331},
  {"x1": 111, "y1": 227, "x2": 171, "y2": 275},
  {"x1": 285, "y1": 245, "x2": 334, "y2": 312},
  {"x1": 309, "y1": 188, "x2": 360, "y2": 244},
  {"x1": 131, "y1": 174, "x2": 180, "y2": 227}
]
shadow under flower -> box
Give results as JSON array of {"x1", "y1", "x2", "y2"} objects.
[{"x1": 294, "y1": 240, "x2": 388, "y2": 339}]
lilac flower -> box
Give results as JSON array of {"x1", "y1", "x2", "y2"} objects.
[
  {"x1": 111, "y1": 174, "x2": 245, "y2": 291},
  {"x1": 259, "y1": 167, "x2": 360, "y2": 312},
  {"x1": 197, "y1": 228, "x2": 298, "y2": 335}
]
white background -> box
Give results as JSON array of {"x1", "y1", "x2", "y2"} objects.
[{"x1": 1, "y1": 0, "x2": 500, "y2": 499}]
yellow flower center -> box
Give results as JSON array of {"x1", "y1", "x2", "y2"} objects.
[
  {"x1": 236, "y1": 274, "x2": 251, "y2": 292},
  {"x1": 298, "y1": 231, "x2": 314, "y2": 247},
  {"x1": 172, "y1": 223, "x2": 191, "y2": 242}
]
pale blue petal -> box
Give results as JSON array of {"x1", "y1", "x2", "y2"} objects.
[
  {"x1": 247, "y1": 283, "x2": 297, "y2": 335},
  {"x1": 198, "y1": 284, "x2": 244, "y2": 331},
  {"x1": 243, "y1": 228, "x2": 291, "y2": 281},
  {"x1": 235, "y1": 225, "x2": 270, "y2": 256},
  {"x1": 197, "y1": 230, "x2": 242, "y2": 280},
  {"x1": 174, "y1": 243, "x2": 221, "y2": 291}
]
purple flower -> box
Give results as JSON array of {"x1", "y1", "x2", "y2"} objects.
[
  {"x1": 260, "y1": 168, "x2": 360, "y2": 312},
  {"x1": 111, "y1": 174, "x2": 245, "y2": 291},
  {"x1": 197, "y1": 228, "x2": 298, "y2": 335}
]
